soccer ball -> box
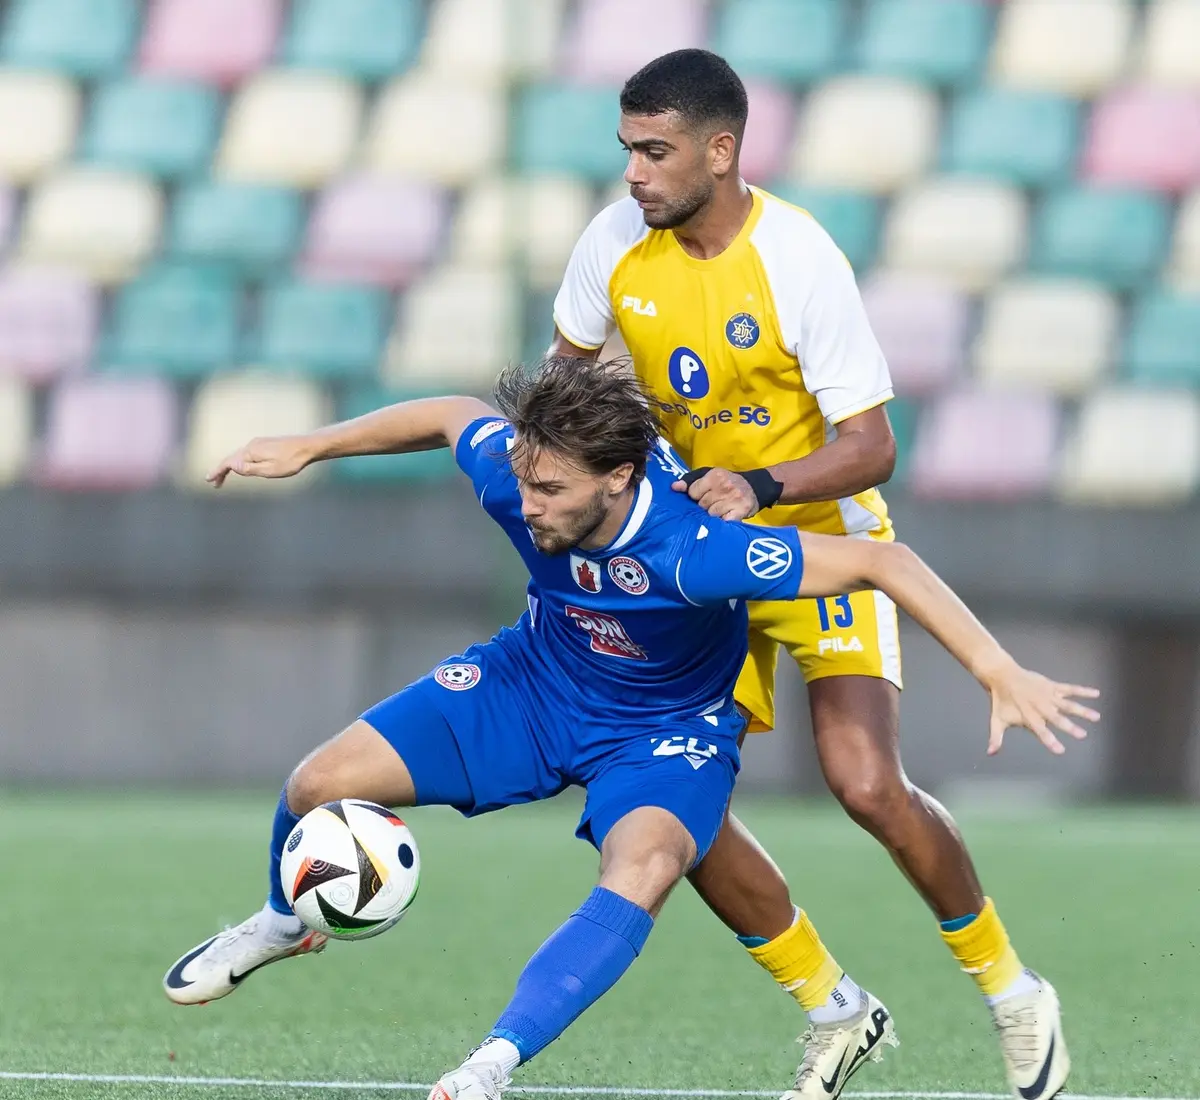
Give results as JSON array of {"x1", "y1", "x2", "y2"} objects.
[{"x1": 280, "y1": 798, "x2": 420, "y2": 940}]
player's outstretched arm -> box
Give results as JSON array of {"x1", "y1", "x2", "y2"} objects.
[
  {"x1": 798, "y1": 534, "x2": 1101, "y2": 757},
  {"x1": 206, "y1": 396, "x2": 497, "y2": 487}
]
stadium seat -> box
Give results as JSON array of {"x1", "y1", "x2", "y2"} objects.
[
  {"x1": 3, "y1": 0, "x2": 137, "y2": 78},
  {"x1": 20, "y1": 169, "x2": 162, "y2": 285},
  {"x1": 1139, "y1": 0, "x2": 1200, "y2": 89},
  {"x1": 169, "y1": 182, "x2": 302, "y2": 275},
  {"x1": 0, "y1": 267, "x2": 97, "y2": 383},
  {"x1": 990, "y1": 0, "x2": 1134, "y2": 97},
  {"x1": 882, "y1": 178, "x2": 1027, "y2": 292},
  {"x1": 300, "y1": 176, "x2": 446, "y2": 288},
  {"x1": 216, "y1": 72, "x2": 362, "y2": 188},
  {"x1": 283, "y1": 0, "x2": 422, "y2": 80},
  {"x1": 36, "y1": 376, "x2": 176, "y2": 490},
  {"x1": 857, "y1": 0, "x2": 993, "y2": 86},
  {"x1": 1169, "y1": 190, "x2": 1200, "y2": 291},
  {"x1": 768, "y1": 185, "x2": 880, "y2": 271},
  {"x1": 860, "y1": 274, "x2": 968, "y2": 394},
  {"x1": 103, "y1": 264, "x2": 240, "y2": 378},
  {"x1": 420, "y1": 0, "x2": 513, "y2": 78},
  {"x1": 973, "y1": 278, "x2": 1117, "y2": 394},
  {"x1": 1124, "y1": 291, "x2": 1200, "y2": 387},
  {"x1": 253, "y1": 281, "x2": 388, "y2": 379},
  {"x1": 386, "y1": 265, "x2": 517, "y2": 386},
  {"x1": 739, "y1": 82, "x2": 796, "y2": 186},
  {"x1": 942, "y1": 88, "x2": 1079, "y2": 186},
  {"x1": 514, "y1": 85, "x2": 626, "y2": 182},
  {"x1": 884, "y1": 394, "x2": 918, "y2": 481},
  {"x1": 789, "y1": 76, "x2": 939, "y2": 194},
  {"x1": 1083, "y1": 88, "x2": 1200, "y2": 193},
  {"x1": 139, "y1": 0, "x2": 282, "y2": 87},
  {"x1": 1059, "y1": 387, "x2": 1200, "y2": 504},
  {"x1": 183, "y1": 373, "x2": 330, "y2": 491},
  {"x1": 84, "y1": 77, "x2": 219, "y2": 178},
  {"x1": 712, "y1": 0, "x2": 843, "y2": 84},
  {"x1": 363, "y1": 71, "x2": 505, "y2": 186},
  {"x1": 522, "y1": 288, "x2": 557, "y2": 366},
  {"x1": 0, "y1": 71, "x2": 79, "y2": 184},
  {"x1": 0, "y1": 187, "x2": 16, "y2": 253},
  {"x1": 331, "y1": 386, "x2": 458, "y2": 483},
  {"x1": 1030, "y1": 187, "x2": 1172, "y2": 290},
  {"x1": 0, "y1": 376, "x2": 31, "y2": 485},
  {"x1": 563, "y1": 0, "x2": 706, "y2": 86},
  {"x1": 910, "y1": 388, "x2": 1059, "y2": 499}
]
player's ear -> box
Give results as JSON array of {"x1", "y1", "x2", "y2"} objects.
[
  {"x1": 606, "y1": 462, "x2": 635, "y2": 495},
  {"x1": 709, "y1": 131, "x2": 738, "y2": 177}
]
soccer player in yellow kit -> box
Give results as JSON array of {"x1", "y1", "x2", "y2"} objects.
[{"x1": 550, "y1": 49, "x2": 1083, "y2": 1100}]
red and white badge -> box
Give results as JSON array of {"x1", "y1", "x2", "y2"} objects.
[
  {"x1": 434, "y1": 663, "x2": 482, "y2": 691},
  {"x1": 608, "y1": 555, "x2": 649, "y2": 595},
  {"x1": 570, "y1": 553, "x2": 603, "y2": 593}
]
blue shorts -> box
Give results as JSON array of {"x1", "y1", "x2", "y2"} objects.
[{"x1": 360, "y1": 634, "x2": 742, "y2": 863}]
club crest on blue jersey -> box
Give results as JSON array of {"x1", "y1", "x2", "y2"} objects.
[
  {"x1": 725, "y1": 312, "x2": 760, "y2": 349},
  {"x1": 608, "y1": 555, "x2": 649, "y2": 596},
  {"x1": 435, "y1": 662, "x2": 482, "y2": 691},
  {"x1": 570, "y1": 554, "x2": 603, "y2": 593},
  {"x1": 667, "y1": 346, "x2": 709, "y2": 400}
]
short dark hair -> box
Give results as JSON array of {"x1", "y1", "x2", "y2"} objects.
[
  {"x1": 620, "y1": 49, "x2": 748, "y2": 140},
  {"x1": 493, "y1": 356, "x2": 661, "y2": 482}
]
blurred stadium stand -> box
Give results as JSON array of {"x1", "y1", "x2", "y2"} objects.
[{"x1": 0, "y1": 0, "x2": 1197, "y2": 798}]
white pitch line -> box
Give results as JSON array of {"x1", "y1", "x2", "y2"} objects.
[{"x1": 0, "y1": 1074, "x2": 1194, "y2": 1100}]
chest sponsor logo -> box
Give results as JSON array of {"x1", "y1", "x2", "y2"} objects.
[
  {"x1": 667, "y1": 346, "x2": 710, "y2": 400},
  {"x1": 564, "y1": 605, "x2": 648, "y2": 660},
  {"x1": 570, "y1": 553, "x2": 602, "y2": 593},
  {"x1": 608, "y1": 555, "x2": 649, "y2": 595},
  {"x1": 651, "y1": 397, "x2": 772, "y2": 430}
]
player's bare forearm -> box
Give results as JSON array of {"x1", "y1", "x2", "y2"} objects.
[
  {"x1": 304, "y1": 396, "x2": 495, "y2": 462},
  {"x1": 549, "y1": 328, "x2": 604, "y2": 361},
  {"x1": 766, "y1": 406, "x2": 896, "y2": 505}
]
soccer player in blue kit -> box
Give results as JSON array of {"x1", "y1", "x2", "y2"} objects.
[{"x1": 163, "y1": 357, "x2": 1098, "y2": 1100}]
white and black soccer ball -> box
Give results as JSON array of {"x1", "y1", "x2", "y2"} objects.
[{"x1": 280, "y1": 799, "x2": 420, "y2": 941}]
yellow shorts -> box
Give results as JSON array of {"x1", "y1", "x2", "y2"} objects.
[{"x1": 735, "y1": 589, "x2": 903, "y2": 733}]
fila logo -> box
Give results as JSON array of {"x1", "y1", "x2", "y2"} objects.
[
  {"x1": 620, "y1": 295, "x2": 657, "y2": 317},
  {"x1": 818, "y1": 637, "x2": 864, "y2": 655}
]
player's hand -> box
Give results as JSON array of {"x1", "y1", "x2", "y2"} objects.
[
  {"x1": 207, "y1": 435, "x2": 316, "y2": 488},
  {"x1": 672, "y1": 467, "x2": 759, "y2": 521},
  {"x1": 983, "y1": 660, "x2": 1100, "y2": 756}
]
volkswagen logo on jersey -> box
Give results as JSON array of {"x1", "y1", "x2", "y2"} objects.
[
  {"x1": 570, "y1": 553, "x2": 602, "y2": 593},
  {"x1": 608, "y1": 555, "x2": 649, "y2": 595},
  {"x1": 746, "y1": 537, "x2": 792, "y2": 580},
  {"x1": 434, "y1": 662, "x2": 482, "y2": 691},
  {"x1": 725, "y1": 312, "x2": 760, "y2": 349},
  {"x1": 667, "y1": 346, "x2": 710, "y2": 400}
]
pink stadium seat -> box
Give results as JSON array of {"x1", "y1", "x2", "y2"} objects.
[
  {"x1": 0, "y1": 267, "x2": 98, "y2": 383},
  {"x1": 139, "y1": 0, "x2": 282, "y2": 87},
  {"x1": 860, "y1": 274, "x2": 968, "y2": 394},
  {"x1": 1083, "y1": 87, "x2": 1200, "y2": 192},
  {"x1": 36, "y1": 376, "x2": 176, "y2": 490},
  {"x1": 300, "y1": 177, "x2": 447, "y2": 288},
  {"x1": 740, "y1": 82, "x2": 794, "y2": 185},
  {"x1": 563, "y1": 0, "x2": 706, "y2": 86},
  {"x1": 910, "y1": 388, "x2": 1059, "y2": 499}
]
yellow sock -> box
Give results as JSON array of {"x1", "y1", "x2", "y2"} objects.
[
  {"x1": 939, "y1": 897, "x2": 1023, "y2": 997},
  {"x1": 746, "y1": 909, "x2": 842, "y2": 1012}
]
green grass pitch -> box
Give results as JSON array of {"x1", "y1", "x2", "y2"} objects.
[{"x1": 1, "y1": 791, "x2": 1197, "y2": 1100}]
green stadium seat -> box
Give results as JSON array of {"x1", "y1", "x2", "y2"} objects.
[
  {"x1": 767, "y1": 185, "x2": 880, "y2": 270},
  {"x1": 331, "y1": 386, "x2": 458, "y2": 483},
  {"x1": 943, "y1": 89, "x2": 1079, "y2": 186},
  {"x1": 1124, "y1": 291, "x2": 1200, "y2": 387},
  {"x1": 103, "y1": 264, "x2": 241, "y2": 378},
  {"x1": 2, "y1": 0, "x2": 137, "y2": 77},
  {"x1": 712, "y1": 0, "x2": 843, "y2": 83},
  {"x1": 170, "y1": 182, "x2": 302, "y2": 273},
  {"x1": 858, "y1": 0, "x2": 992, "y2": 86},
  {"x1": 884, "y1": 395, "x2": 918, "y2": 482},
  {"x1": 253, "y1": 281, "x2": 388, "y2": 378},
  {"x1": 284, "y1": 0, "x2": 422, "y2": 79},
  {"x1": 523, "y1": 289, "x2": 557, "y2": 368},
  {"x1": 514, "y1": 85, "x2": 625, "y2": 182},
  {"x1": 84, "y1": 78, "x2": 220, "y2": 178},
  {"x1": 1031, "y1": 187, "x2": 1172, "y2": 290}
]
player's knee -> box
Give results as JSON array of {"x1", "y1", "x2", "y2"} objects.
[
  {"x1": 828, "y1": 758, "x2": 911, "y2": 825},
  {"x1": 285, "y1": 759, "x2": 334, "y2": 817},
  {"x1": 602, "y1": 843, "x2": 692, "y2": 911}
]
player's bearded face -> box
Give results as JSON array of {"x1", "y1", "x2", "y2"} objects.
[
  {"x1": 515, "y1": 448, "x2": 620, "y2": 555},
  {"x1": 620, "y1": 111, "x2": 717, "y2": 230}
]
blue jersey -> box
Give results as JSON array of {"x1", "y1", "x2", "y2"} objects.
[{"x1": 454, "y1": 416, "x2": 806, "y2": 724}]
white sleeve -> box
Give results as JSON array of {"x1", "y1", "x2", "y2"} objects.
[{"x1": 754, "y1": 203, "x2": 894, "y2": 424}]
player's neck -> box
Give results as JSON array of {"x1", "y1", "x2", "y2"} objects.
[
  {"x1": 577, "y1": 488, "x2": 636, "y2": 551},
  {"x1": 671, "y1": 179, "x2": 753, "y2": 261}
]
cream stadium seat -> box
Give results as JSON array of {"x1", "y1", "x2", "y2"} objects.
[
  {"x1": 216, "y1": 71, "x2": 361, "y2": 188},
  {"x1": 20, "y1": 168, "x2": 161, "y2": 284},
  {"x1": 973, "y1": 278, "x2": 1118, "y2": 394},
  {"x1": 789, "y1": 76, "x2": 939, "y2": 194},
  {"x1": 1139, "y1": 0, "x2": 1200, "y2": 89},
  {"x1": 0, "y1": 376, "x2": 31, "y2": 485},
  {"x1": 0, "y1": 71, "x2": 79, "y2": 184},
  {"x1": 1167, "y1": 189, "x2": 1200, "y2": 292},
  {"x1": 882, "y1": 178, "x2": 1027, "y2": 291}
]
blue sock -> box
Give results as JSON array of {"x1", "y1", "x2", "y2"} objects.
[
  {"x1": 267, "y1": 786, "x2": 301, "y2": 915},
  {"x1": 940, "y1": 913, "x2": 978, "y2": 933},
  {"x1": 490, "y1": 887, "x2": 654, "y2": 1063}
]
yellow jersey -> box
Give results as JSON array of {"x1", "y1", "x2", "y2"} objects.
[{"x1": 553, "y1": 186, "x2": 894, "y2": 539}]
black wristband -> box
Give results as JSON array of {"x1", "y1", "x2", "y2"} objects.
[
  {"x1": 678, "y1": 466, "x2": 713, "y2": 488},
  {"x1": 740, "y1": 467, "x2": 784, "y2": 510}
]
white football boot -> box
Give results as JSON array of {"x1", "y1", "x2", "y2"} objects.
[
  {"x1": 781, "y1": 990, "x2": 898, "y2": 1100},
  {"x1": 428, "y1": 1062, "x2": 510, "y2": 1100},
  {"x1": 162, "y1": 911, "x2": 327, "y2": 1005},
  {"x1": 991, "y1": 972, "x2": 1070, "y2": 1100}
]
